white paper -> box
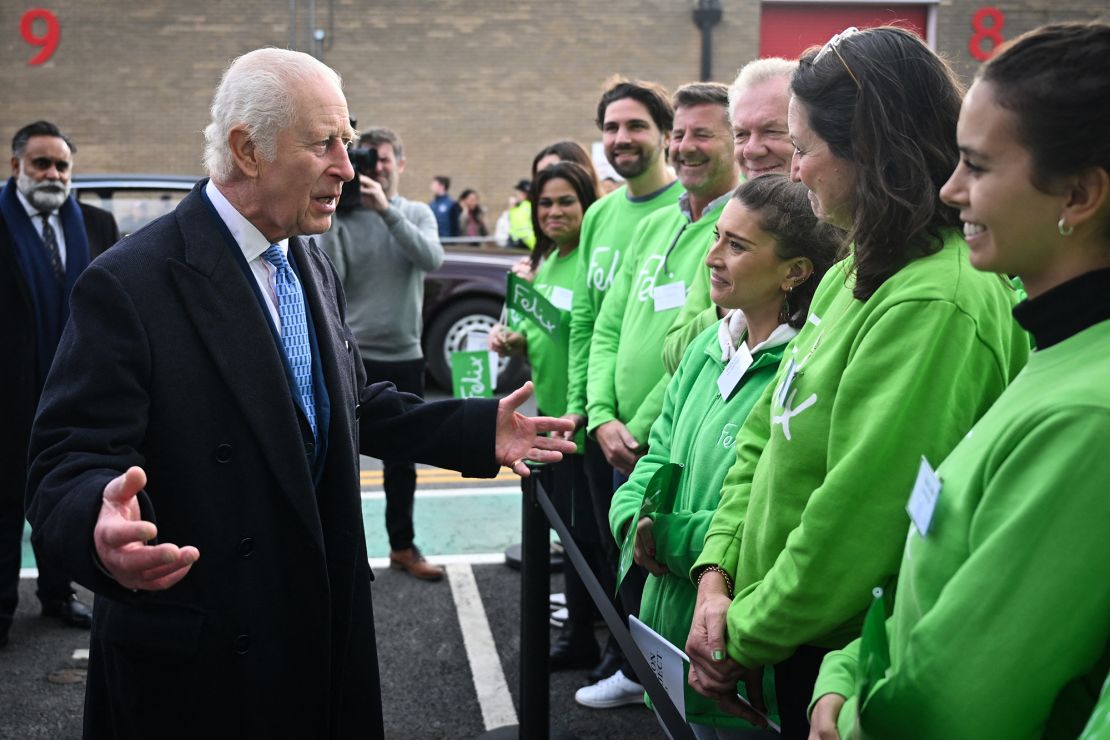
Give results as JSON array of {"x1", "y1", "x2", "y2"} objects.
[
  {"x1": 717, "y1": 343, "x2": 753, "y2": 399},
  {"x1": 549, "y1": 286, "x2": 573, "y2": 312},
  {"x1": 907, "y1": 456, "x2": 941, "y2": 536},
  {"x1": 653, "y1": 281, "x2": 686, "y2": 312},
  {"x1": 629, "y1": 615, "x2": 687, "y2": 720}
]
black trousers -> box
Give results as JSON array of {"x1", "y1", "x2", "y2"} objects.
[
  {"x1": 773, "y1": 644, "x2": 834, "y2": 740},
  {"x1": 583, "y1": 437, "x2": 646, "y2": 677},
  {"x1": 1, "y1": 474, "x2": 74, "y2": 635},
  {"x1": 362, "y1": 357, "x2": 426, "y2": 552}
]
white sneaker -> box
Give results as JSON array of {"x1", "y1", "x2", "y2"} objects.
[
  {"x1": 549, "y1": 607, "x2": 568, "y2": 627},
  {"x1": 574, "y1": 669, "x2": 644, "y2": 709}
]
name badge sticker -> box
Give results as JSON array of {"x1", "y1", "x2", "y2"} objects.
[
  {"x1": 653, "y1": 281, "x2": 686, "y2": 312},
  {"x1": 717, "y1": 343, "x2": 753, "y2": 398},
  {"x1": 907, "y1": 457, "x2": 942, "y2": 536},
  {"x1": 549, "y1": 286, "x2": 573, "y2": 312}
]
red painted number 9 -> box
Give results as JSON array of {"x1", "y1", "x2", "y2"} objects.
[
  {"x1": 969, "y1": 7, "x2": 1004, "y2": 62},
  {"x1": 21, "y1": 9, "x2": 60, "y2": 66}
]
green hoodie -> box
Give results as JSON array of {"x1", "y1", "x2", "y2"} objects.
[
  {"x1": 693, "y1": 232, "x2": 1029, "y2": 669},
  {"x1": 565, "y1": 181, "x2": 684, "y2": 418},
  {"x1": 586, "y1": 191, "x2": 729, "y2": 443},
  {"x1": 609, "y1": 313, "x2": 794, "y2": 728},
  {"x1": 814, "y1": 318, "x2": 1110, "y2": 740},
  {"x1": 662, "y1": 260, "x2": 716, "y2": 374}
]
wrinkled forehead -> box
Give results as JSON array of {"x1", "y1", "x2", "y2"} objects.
[{"x1": 289, "y1": 74, "x2": 354, "y2": 137}]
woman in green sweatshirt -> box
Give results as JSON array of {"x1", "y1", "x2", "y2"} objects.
[
  {"x1": 809, "y1": 22, "x2": 1110, "y2": 739},
  {"x1": 683, "y1": 27, "x2": 1030, "y2": 738},
  {"x1": 609, "y1": 175, "x2": 840, "y2": 736},
  {"x1": 490, "y1": 161, "x2": 604, "y2": 670}
]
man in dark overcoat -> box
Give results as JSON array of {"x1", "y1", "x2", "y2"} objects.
[{"x1": 25, "y1": 49, "x2": 571, "y2": 738}]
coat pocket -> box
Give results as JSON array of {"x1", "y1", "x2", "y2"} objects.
[{"x1": 94, "y1": 596, "x2": 206, "y2": 657}]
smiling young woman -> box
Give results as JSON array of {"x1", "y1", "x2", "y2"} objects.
[{"x1": 809, "y1": 22, "x2": 1110, "y2": 740}]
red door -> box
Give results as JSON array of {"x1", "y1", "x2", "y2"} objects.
[{"x1": 760, "y1": 4, "x2": 928, "y2": 59}]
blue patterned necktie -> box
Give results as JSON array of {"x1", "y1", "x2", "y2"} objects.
[
  {"x1": 261, "y1": 245, "x2": 317, "y2": 438},
  {"x1": 39, "y1": 213, "x2": 65, "y2": 282}
]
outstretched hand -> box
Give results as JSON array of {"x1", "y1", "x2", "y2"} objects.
[
  {"x1": 94, "y1": 466, "x2": 199, "y2": 591},
  {"x1": 495, "y1": 382, "x2": 576, "y2": 476}
]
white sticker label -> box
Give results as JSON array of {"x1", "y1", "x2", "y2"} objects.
[
  {"x1": 907, "y1": 457, "x2": 942, "y2": 536},
  {"x1": 717, "y1": 343, "x2": 753, "y2": 399},
  {"x1": 549, "y1": 286, "x2": 574, "y2": 312},
  {"x1": 652, "y1": 281, "x2": 686, "y2": 312}
]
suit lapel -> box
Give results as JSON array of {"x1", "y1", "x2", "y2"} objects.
[{"x1": 166, "y1": 187, "x2": 324, "y2": 547}]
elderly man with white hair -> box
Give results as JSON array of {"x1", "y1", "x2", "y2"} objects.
[{"x1": 25, "y1": 47, "x2": 573, "y2": 739}]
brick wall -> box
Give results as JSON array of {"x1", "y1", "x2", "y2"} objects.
[{"x1": 2, "y1": 1, "x2": 1105, "y2": 210}]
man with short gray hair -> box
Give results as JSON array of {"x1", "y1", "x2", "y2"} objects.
[
  {"x1": 318, "y1": 127, "x2": 445, "y2": 581},
  {"x1": 24, "y1": 48, "x2": 572, "y2": 738}
]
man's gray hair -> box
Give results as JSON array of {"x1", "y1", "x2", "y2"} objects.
[
  {"x1": 728, "y1": 57, "x2": 797, "y2": 124},
  {"x1": 203, "y1": 48, "x2": 343, "y2": 181},
  {"x1": 360, "y1": 127, "x2": 404, "y2": 162}
]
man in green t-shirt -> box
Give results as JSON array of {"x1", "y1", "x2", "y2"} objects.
[
  {"x1": 556, "y1": 77, "x2": 683, "y2": 693},
  {"x1": 575, "y1": 81, "x2": 740, "y2": 709}
]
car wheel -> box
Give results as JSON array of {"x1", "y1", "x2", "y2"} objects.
[{"x1": 424, "y1": 297, "x2": 530, "y2": 393}]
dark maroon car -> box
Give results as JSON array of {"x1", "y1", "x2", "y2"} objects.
[{"x1": 72, "y1": 174, "x2": 530, "y2": 391}]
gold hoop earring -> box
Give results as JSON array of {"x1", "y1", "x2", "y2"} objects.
[{"x1": 1058, "y1": 217, "x2": 1074, "y2": 237}]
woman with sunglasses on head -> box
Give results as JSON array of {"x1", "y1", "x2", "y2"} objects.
[
  {"x1": 684, "y1": 27, "x2": 1029, "y2": 738},
  {"x1": 610, "y1": 175, "x2": 840, "y2": 738},
  {"x1": 489, "y1": 162, "x2": 604, "y2": 670},
  {"x1": 809, "y1": 22, "x2": 1110, "y2": 739}
]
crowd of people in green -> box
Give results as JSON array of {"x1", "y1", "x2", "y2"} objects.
[{"x1": 491, "y1": 21, "x2": 1110, "y2": 740}]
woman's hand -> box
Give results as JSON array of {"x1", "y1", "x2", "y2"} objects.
[
  {"x1": 488, "y1": 324, "x2": 526, "y2": 357},
  {"x1": 808, "y1": 693, "x2": 846, "y2": 740},
  {"x1": 686, "y1": 570, "x2": 740, "y2": 694},
  {"x1": 510, "y1": 256, "x2": 535, "y2": 282},
  {"x1": 632, "y1": 516, "x2": 668, "y2": 576}
]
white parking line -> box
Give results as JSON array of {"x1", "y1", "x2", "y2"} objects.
[
  {"x1": 446, "y1": 563, "x2": 517, "y2": 731},
  {"x1": 360, "y1": 487, "x2": 515, "y2": 500}
]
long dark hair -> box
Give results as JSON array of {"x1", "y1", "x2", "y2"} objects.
[
  {"x1": 734, "y1": 175, "x2": 841, "y2": 328},
  {"x1": 792, "y1": 26, "x2": 963, "y2": 300},
  {"x1": 979, "y1": 22, "x2": 1110, "y2": 237},
  {"x1": 528, "y1": 162, "x2": 599, "y2": 270}
]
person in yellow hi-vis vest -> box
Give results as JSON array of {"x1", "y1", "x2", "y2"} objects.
[{"x1": 507, "y1": 179, "x2": 536, "y2": 250}]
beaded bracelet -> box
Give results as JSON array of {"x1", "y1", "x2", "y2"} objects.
[{"x1": 695, "y1": 565, "x2": 734, "y2": 598}]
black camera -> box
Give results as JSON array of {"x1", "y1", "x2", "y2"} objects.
[{"x1": 338, "y1": 147, "x2": 379, "y2": 211}]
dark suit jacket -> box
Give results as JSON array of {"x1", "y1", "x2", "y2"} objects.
[
  {"x1": 26, "y1": 183, "x2": 500, "y2": 739},
  {"x1": 0, "y1": 198, "x2": 118, "y2": 496}
]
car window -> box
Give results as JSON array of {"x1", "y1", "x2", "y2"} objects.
[{"x1": 76, "y1": 189, "x2": 188, "y2": 236}]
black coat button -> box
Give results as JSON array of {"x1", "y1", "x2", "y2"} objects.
[
  {"x1": 237, "y1": 538, "x2": 254, "y2": 557},
  {"x1": 354, "y1": 404, "x2": 361, "y2": 420},
  {"x1": 304, "y1": 441, "x2": 315, "y2": 455},
  {"x1": 234, "y1": 634, "x2": 250, "y2": 654},
  {"x1": 215, "y1": 444, "x2": 233, "y2": 463}
]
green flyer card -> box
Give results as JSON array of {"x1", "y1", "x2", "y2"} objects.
[
  {"x1": 451, "y1": 350, "x2": 493, "y2": 398},
  {"x1": 506, "y1": 272, "x2": 567, "y2": 342},
  {"x1": 615, "y1": 462, "x2": 683, "y2": 596}
]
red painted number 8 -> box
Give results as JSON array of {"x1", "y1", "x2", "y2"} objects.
[
  {"x1": 21, "y1": 9, "x2": 60, "y2": 66},
  {"x1": 969, "y1": 7, "x2": 1004, "y2": 62}
]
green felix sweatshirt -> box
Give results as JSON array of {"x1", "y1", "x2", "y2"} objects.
[
  {"x1": 692, "y1": 231, "x2": 1029, "y2": 669},
  {"x1": 609, "y1": 314, "x2": 794, "y2": 728},
  {"x1": 586, "y1": 191, "x2": 729, "y2": 444},
  {"x1": 814, "y1": 317, "x2": 1110, "y2": 740},
  {"x1": 565, "y1": 181, "x2": 684, "y2": 418}
]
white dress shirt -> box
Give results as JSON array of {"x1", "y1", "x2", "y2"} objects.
[
  {"x1": 205, "y1": 180, "x2": 289, "y2": 331},
  {"x1": 16, "y1": 188, "x2": 68, "y2": 267}
]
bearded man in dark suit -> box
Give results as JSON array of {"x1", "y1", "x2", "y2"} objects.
[
  {"x1": 25, "y1": 50, "x2": 572, "y2": 739},
  {"x1": 0, "y1": 120, "x2": 120, "y2": 647}
]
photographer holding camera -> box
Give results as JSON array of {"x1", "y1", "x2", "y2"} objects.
[{"x1": 318, "y1": 127, "x2": 446, "y2": 581}]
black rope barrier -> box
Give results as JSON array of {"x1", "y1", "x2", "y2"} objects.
[{"x1": 520, "y1": 463, "x2": 696, "y2": 740}]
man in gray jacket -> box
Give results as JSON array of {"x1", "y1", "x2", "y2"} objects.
[{"x1": 319, "y1": 127, "x2": 445, "y2": 580}]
